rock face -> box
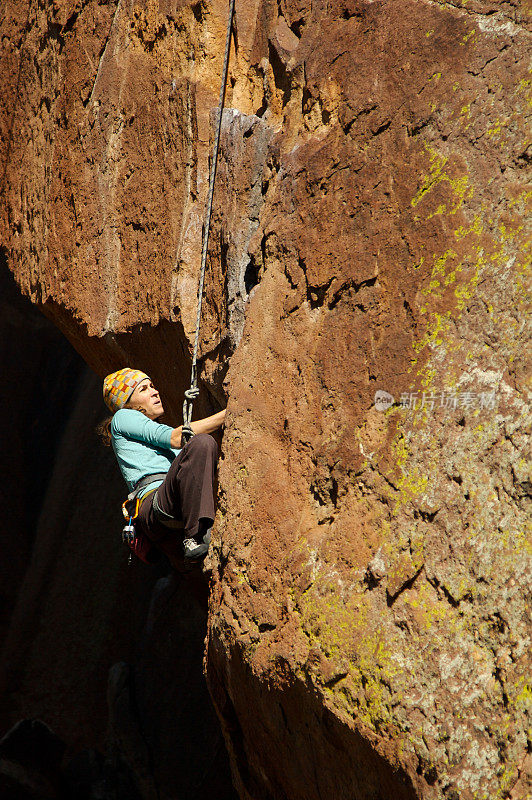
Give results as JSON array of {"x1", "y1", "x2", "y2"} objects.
[{"x1": 1, "y1": 1, "x2": 531, "y2": 800}]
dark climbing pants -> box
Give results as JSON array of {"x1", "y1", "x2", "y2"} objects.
[{"x1": 136, "y1": 433, "x2": 218, "y2": 559}]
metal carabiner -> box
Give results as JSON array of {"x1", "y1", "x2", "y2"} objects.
[{"x1": 121, "y1": 497, "x2": 140, "y2": 521}]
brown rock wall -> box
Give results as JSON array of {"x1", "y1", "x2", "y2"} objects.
[
  {"x1": 207, "y1": 2, "x2": 531, "y2": 798},
  {"x1": 1, "y1": 0, "x2": 531, "y2": 798}
]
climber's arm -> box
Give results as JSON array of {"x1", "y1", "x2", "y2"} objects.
[
  {"x1": 113, "y1": 408, "x2": 174, "y2": 448},
  {"x1": 170, "y1": 409, "x2": 226, "y2": 448}
]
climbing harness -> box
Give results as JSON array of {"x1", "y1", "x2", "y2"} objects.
[
  {"x1": 121, "y1": 471, "x2": 167, "y2": 525},
  {"x1": 121, "y1": 472, "x2": 186, "y2": 563},
  {"x1": 181, "y1": 0, "x2": 236, "y2": 447},
  {"x1": 121, "y1": 473, "x2": 167, "y2": 564}
]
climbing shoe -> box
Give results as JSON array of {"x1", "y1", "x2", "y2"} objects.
[{"x1": 182, "y1": 536, "x2": 209, "y2": 562}]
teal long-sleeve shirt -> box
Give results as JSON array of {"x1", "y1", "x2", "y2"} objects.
[{"x1": 111, "y1": 408, "x2": 182, "y2": 498}]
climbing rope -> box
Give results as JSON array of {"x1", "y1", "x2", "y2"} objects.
[{"x1": 181, "y1": 0, "x2": 236, "y2": 447}]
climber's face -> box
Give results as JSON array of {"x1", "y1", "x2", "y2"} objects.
[{"x1": 127, "y1": 378, "x2": 164, "y2": 419}]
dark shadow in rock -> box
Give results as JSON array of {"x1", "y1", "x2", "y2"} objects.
[
  {"x1": 0, "y1": 253, "x2": 85, "y2": 644},
  {"x1": 0, "y1": 365, "x2": 157, "y2": 752},
  {"x1": 108, "y1": 573, "x2": 237, "y2": 800},
  {"x1": 63, "y1": 747, "x2": 144, "y2": 800},
  {"x1": 208, "y1": 641, "x2": 419, "y2": 800},
  {"x1": 0, "y1": 718, "x2": 65, "y2": 799}
]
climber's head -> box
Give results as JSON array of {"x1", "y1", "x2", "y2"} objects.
[
  {"x1": 103, "y1": 368, "x2": 164, "y2": 419},
  {"x1": 126, "y1": 378, "x2": 164, "y2": 419}
]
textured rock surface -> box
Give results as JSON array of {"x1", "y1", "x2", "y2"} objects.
[{"x1": 1, "y1": 1, "x2": 531, "y2": 799}]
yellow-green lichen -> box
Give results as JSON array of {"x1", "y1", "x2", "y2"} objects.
[
  {"x1": 454, "y1": 249, "x2": 484, "y2": 311},
  {"x1": 406, "y1": 579, "x2": 459, "y2": 632},
  {"x1": 460, "y1": 28, "x2": 477, "y2": 46},
  {"x1": 411, "y1": 144, "x2": 448, "y2": 208},
  {"x1": 487, "y1": 117, "x2": 504, "y2": 138},
  {"x1": 295, "y1": 581, "x2": 408, "y2": 737},
  {"x1": 393, "y1": 468, "x2": 429, "y2": 515},
  {"x1": 459, "y1": 103, "x2": 472, "y2": 130},
  {"x1": 411, "y1": 143, "x2": 473, "y2": 216},
  {"x1": 514, "y1": 675, "x2": 532, "y2": 713},
  {"x1": 455, "y1": 215, "x2": 483, "y2": 240},
  {"x1": 413, "y1": 310, "x2": 452, "y2": 353}
]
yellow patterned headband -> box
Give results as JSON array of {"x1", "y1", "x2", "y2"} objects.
[{"x1": 103, "y1": 368, "x2": 150, "y2": 413}]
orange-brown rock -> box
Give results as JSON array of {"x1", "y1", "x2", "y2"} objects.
[{"x1": 1, "y1": 0, "x2": 530, "y2": 799}]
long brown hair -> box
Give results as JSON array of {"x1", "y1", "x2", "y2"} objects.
[
  {"x1": 96, "y1": 415, "x2": 114, "y2": 447},
  {"x1": 96, "y1": 399, "x2": 150, "y2": 446}
]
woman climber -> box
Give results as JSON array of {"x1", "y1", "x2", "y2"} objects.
[{"x1": 100, "y1": 367, "x2": 226, "y2": 566}]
